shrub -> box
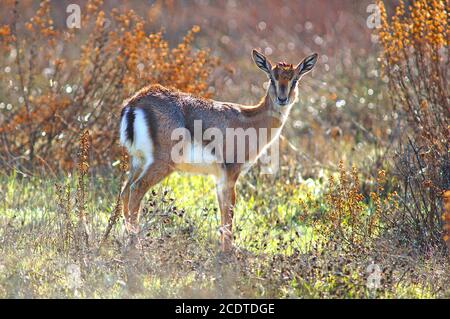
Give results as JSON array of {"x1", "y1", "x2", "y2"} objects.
[
  {"x1": 299, "y1": 161, "x2": 398, "y2": 250},
  {"x1": 0, "y1": 0, "x2": 218, "y2": 172},
  {"x1": 376, "y1": 0, "x2": 449, "y2": 253}
]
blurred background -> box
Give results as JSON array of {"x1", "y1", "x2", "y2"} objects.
[{"x1": 0, "y1": 0, "x2": 395, "y2": 176}]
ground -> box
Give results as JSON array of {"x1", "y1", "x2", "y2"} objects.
[{"x1": 0, "y1": 169, "x2": 447, "y2": 298}]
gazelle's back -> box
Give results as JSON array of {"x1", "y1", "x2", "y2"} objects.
[{"x1": 120, "y1": 84, "x2": 243, "y2": 155}]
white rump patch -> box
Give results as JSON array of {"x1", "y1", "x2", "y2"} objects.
[{"x1": 119, "y1": 107, "x2": 154, "y2": 179}]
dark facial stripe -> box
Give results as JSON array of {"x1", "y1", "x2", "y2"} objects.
[
  {"x1": 270, "y1": 78, "x2": 278, "y2": 96},
  {"x1": 290, "y1": 79, "x2": 298, "y2": 91}
]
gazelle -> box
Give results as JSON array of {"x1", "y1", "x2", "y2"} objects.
[{"x1": 119, "y1": 49, "x2": 318, "y2": 252}]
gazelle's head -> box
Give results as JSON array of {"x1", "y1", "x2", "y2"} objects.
[{"x1": 252, "y1": 49, "x2": 318, "y2": 107}]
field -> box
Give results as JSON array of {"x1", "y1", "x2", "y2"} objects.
[
  {"x1": 0, "y1": 0, "x2": 449, "y2": 298},
  {"x1": 1, "y1": 170, "x2": 447, "y2": 298}
]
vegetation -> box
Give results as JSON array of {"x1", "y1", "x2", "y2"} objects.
[
  {"x1": 1, "y1": 164, "x2": 447, "y2": 298},
  {"x1": 0, "y1": 0, "x2": 448, "y2": 298},
  {"x1": 377, "y1": 0, "x2": 449, "y2": 253},
  {"x1": 0, "y1": 0, "x2": 218, "y2": 171}
]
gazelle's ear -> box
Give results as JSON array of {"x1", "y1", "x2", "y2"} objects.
[
  {"x1": 252, "y1": 49, "x2": 272, "y2": 75},
  {"x1": 295, "y1": 53, "x2": 318, "y2": 77}
]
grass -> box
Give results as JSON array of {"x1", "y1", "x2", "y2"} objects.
[{"x1": 0, "y1": 168, "x2": 448, "y2": 298}]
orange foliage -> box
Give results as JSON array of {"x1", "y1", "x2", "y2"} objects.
[
  {"x1": 299, "y1": 161, "x2": 398, "y2": 247},
  {"x1": 376, "y1": 0, "x2": 449, "y2": 250},
  {"x1": 0, "y1": 0, "x2": 218, "y2": 171},
  {"x1": 443, "y1": 191, "x2": 450, "y2": 252}
]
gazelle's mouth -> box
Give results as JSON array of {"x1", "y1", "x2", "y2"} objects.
[{"x1": 277, "y1": 97, "x2": 289, "y2": 105}]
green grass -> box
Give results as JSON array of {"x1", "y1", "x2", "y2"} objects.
[{"x1": 0, "y1": 170, "x2": 448, "y2": 298}]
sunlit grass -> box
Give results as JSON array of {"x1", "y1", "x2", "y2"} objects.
[{"x1": 0, "y1": 170, "x2": 447, "y2": 298}]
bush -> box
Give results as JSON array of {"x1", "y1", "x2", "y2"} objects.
[
  {"x1": 0, "y1": 0, "x2": 218, "y2": 172},
  {"x1": 376, "y1": 0, "x2": 449, "y2": 253},
  {"x1": 299, "y1": 161, "x2": 397, "y2": 249}
]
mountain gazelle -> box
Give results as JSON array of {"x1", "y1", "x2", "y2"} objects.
[{"x1": 119, "y1": 49, "x2": 318, "y2": 252}]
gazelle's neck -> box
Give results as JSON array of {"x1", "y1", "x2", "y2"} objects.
[{"x1": 240, "y1": 86, "x2": 295, "y2": 130}]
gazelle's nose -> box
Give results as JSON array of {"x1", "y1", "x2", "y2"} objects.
[{"x1": 278, "y1": 97, "x2": 288, "y2": 104}]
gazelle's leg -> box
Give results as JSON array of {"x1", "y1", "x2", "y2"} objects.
[
  {"x1": 216, "y1": 169, "x2": 239, "y2": 252},
  {"x1": 121, "y1": 166, "x2": 142, "y2": 221},
  {"x1": 127, "y1": 161, "x2": 171, "y2": 232}
]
